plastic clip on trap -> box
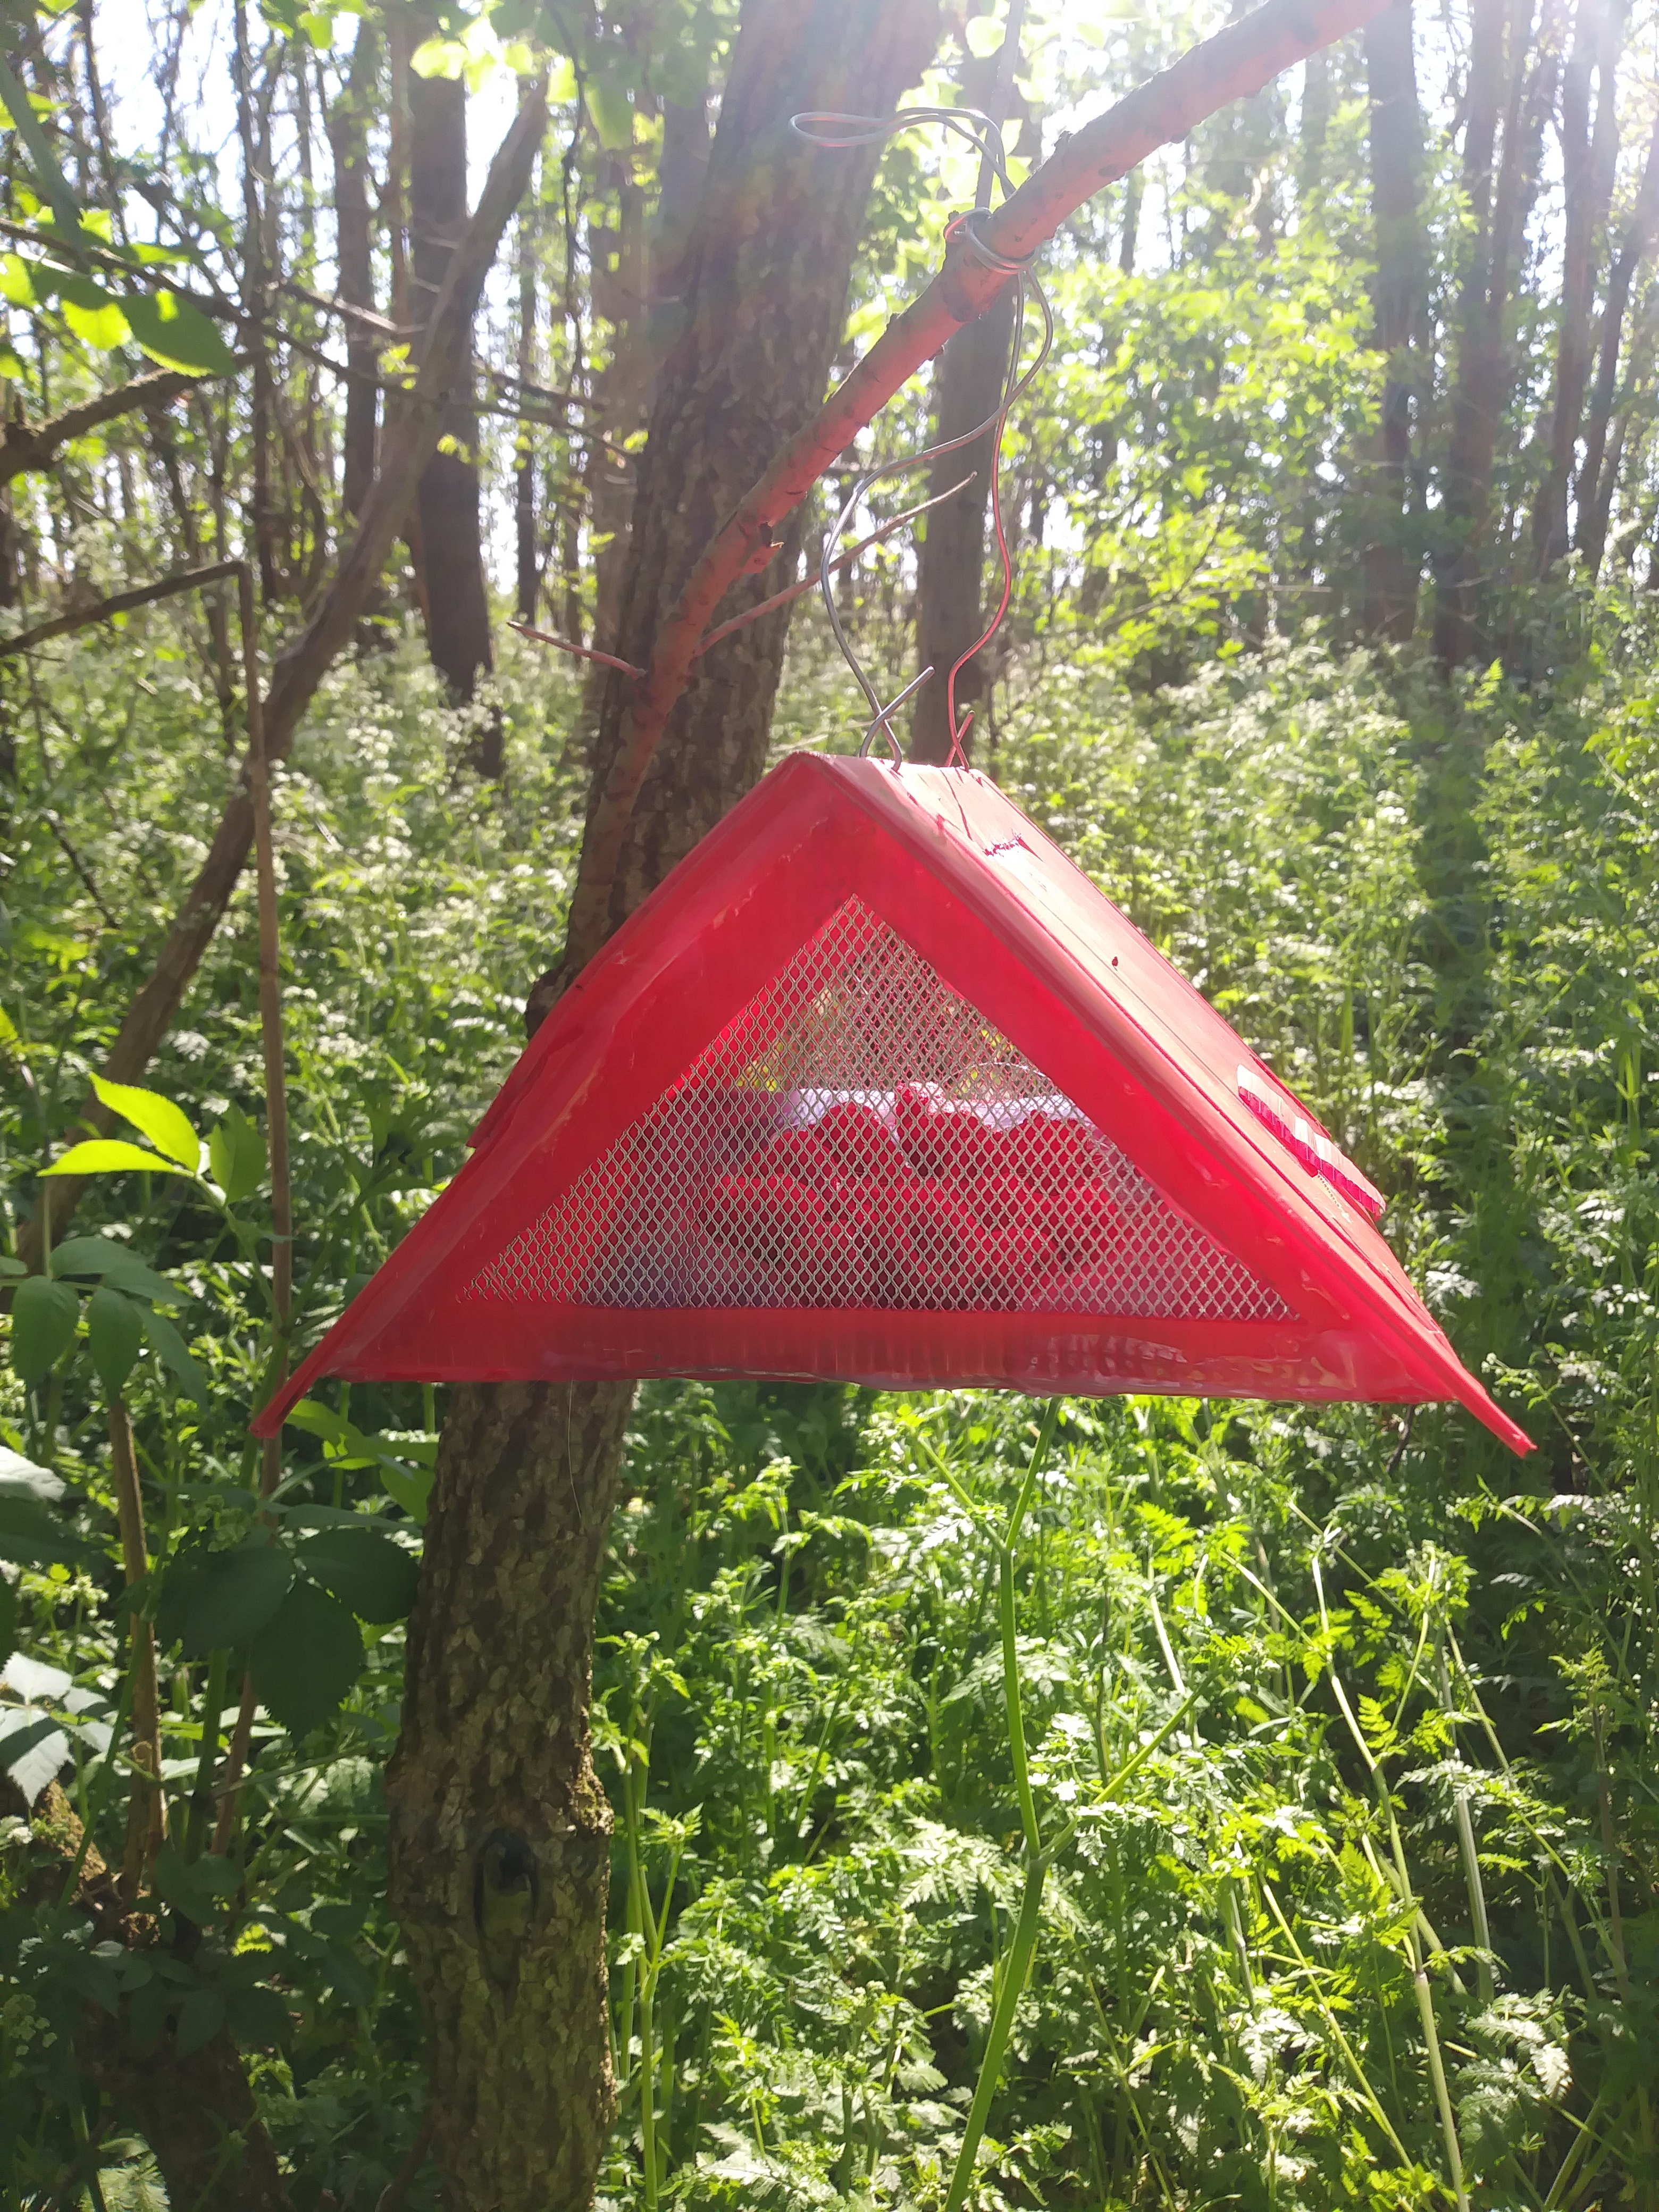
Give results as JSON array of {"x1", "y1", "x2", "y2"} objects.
[{"x1": 256, "y1": 112, "x2": 1529, "y2": 1455}]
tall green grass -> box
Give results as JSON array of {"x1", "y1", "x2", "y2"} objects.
[{"x1": 1, "y1": 614, "x2": 1655, "y2": 2207}]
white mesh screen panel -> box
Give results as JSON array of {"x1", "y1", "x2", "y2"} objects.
[{"x1": 468, "y1": 897, "x2": 1292, "y2": 1320}]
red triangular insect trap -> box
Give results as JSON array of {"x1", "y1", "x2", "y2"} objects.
[{"x1": 254, "y1": 758, "x2": 1529, "y2": 1452}]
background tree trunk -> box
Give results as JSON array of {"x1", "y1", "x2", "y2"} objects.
[
  {"x1": 515, "y1": 192, "x2": 539, "y2": 623},
  {"x1": 1432, "y1": 0, "x2": 1565, "y2": 664},
  {"x1": 409, "y1": 51, "x2": 494, "y2": 713},
  {"x1": 1533, "y1": 0, "x2": 1622, "y2": 575},
  {"x1": 909, "y1": 0, "x2": 1027, "y2": 765},
  {"x1": 389, "y1": 6, "x2": 940, "y2": 2209},
  {"x1": 328, "y1": 19, "x2": 380, "y2": 520},
  {"x1": 1360, "y1": 0, "x2": 1424, "y2": 640},
  {"x1": 1576, "y1": 112, "x2": 1659, "y2": 574}
]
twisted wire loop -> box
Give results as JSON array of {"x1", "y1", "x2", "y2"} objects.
[{"x1": 791, "y1": 106, "x2": 1054, "y2": 768}]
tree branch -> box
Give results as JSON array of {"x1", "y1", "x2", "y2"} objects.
[
  {"x1": 19, "y1": 81, "x2": 550, "y2": 1261},
  {"x1": 0, "y1": 560, "x2": 239, "y2": 656},
  {"x1": 561, "y1": 0, "x2": 1392, "y2": 977},
  {"x1": 0, "y1": 366, "x2": 208, "y2": 490}
]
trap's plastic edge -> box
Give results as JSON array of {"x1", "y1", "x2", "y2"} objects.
[
  {"x1": 259, "y1": 1303, "x2": 1528, "y2": 1450},
  {"x1": 250, "y1": 758, "x2": 1534, "y2": 1455}
]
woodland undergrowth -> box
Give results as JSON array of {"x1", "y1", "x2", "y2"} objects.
[{"x1": 2, "y1": 606, "x2": 1657, "y2": 2209}]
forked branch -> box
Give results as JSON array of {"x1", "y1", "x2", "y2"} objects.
[{"x1": 561, "y1": 0, "x2": 1392, "y2": 977}]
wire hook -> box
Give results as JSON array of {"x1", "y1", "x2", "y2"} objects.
[{"x1": 792, "y1": 106, "x2": 1053, "y2": 768}]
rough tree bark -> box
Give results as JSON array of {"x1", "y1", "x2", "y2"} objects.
[
  {"x1": 1534, "y1": 0, "x2": 1623, "y2": 576},
  {"x1": 1360, "y1": 0, "x2": 1425, "y2": 640},
  {"x1": 1432, "y1": 0, "x2": 1566, "y2": 665},
  {"x1": 386, "y1": 8, "x2": 942, "y2": 2210},
  {"x1": 515, "y1": 192, "x2": 538, "y2": 622},
  {"x1": 910, "y1": 0, "x2": 1027, "y2": 766},
  {"x1": 409, "y1": 42, "x2": 495, "y2": 713},
  {"x1": 327, "y1": 16, "x2": 380, "y2": 518},
  {"x1": 1576, "y1": 111, "x2": 1659, "y2": 574}
]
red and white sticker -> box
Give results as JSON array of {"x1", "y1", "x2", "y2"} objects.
[{"x1": 1236, "y1": 1066, "x2": 1385, "y2": 1220}]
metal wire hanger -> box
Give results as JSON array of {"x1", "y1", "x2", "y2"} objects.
[{"x1": 791, "y1": 106, "x2": 1054, "y2": 766}]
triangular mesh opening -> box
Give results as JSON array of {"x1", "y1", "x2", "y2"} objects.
[{"x1": 469, "y1": 898, "x2": 1292, "y2": 1320}]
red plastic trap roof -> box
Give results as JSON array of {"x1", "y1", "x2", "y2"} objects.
[{"x1": 255, "y1": 758, "x2": 1529, "y2": 1453}]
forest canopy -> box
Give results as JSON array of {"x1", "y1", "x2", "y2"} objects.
[{"x1": 2, "y1": 0, "x2": 1658, "y2": 2208}]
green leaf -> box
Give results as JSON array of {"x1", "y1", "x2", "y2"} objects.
[
  {"x1": 374, "y1": 1458, "x2": 432, "y2": 1526},
  {"x1": 152, "y1": 1839, "x2": 240, "y2": 1923},
  {"x1": 10, "y1": 1274, "x2": 78, "y2": 1386},
  {"x1": 585, "y1": 77, "x2": 633, "y2": 152},
  {"x1": 0, "y1": 1576, "x2": 18, "y2": 1674},
  {"x1": 122, "y1": 290, "x2": 235, "y2": 378},
  {"x1": 156, "y1": 1540, "x2": 292, "y2": 1657},
  {"x1": 0, "y1": 1444, "x2": 63, "y2": 1503},
  {"x1": 249, "y1": 1579, "x2": 364, "y2": 1737},
  {"x1": 43, "y1": 1139, "x2": 188, "y2": 1178},
  {"x1": 297, "y1": 1528, "x2": 418, "y2": 1622},
  {"x1": 174, "y1": 1985, "x2": 227, "y2": 2055},
  {"x1": 0, "y1": 1494, "x2": 88, "y2": 1569},
  {"x1": 87, "y1": 1285, "x2": 143, "y2": 1397},
  {"x1": 57, "y1": 278, "x2": 130, "y2": 351},
  {"x1": 138, "y1": 1306, "x2": 207, "y2": 1404},
  {"x1": 208, "y1": 1103, "x2": 266, "y2": 1205},
  {"x1": 221, "y1": 1975, "x2": 291, "y2": 2049},
  {"x1": 0, "y1": 52, "x2": 85, "y2": 239},
  {"x1": 50, "y1": 1236, "x2": 188, "y2": 1309},
  {"x1": 89, "y1": 1075, "x2": 202, "y2": 1171},
  {"x1": 283, "y1": 1400, "x2": 432, "y2": 1522}
]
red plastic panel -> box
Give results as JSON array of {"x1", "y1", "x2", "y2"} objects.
[{"x1": 469, "y1": 898, "x2": 1291, "y2": 1322}]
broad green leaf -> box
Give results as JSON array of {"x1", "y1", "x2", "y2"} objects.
[
  {"x1": 585, "y1": 78, "x2": 633, "y2": 152},
  {"x1": 10, "y1": 1274, "x2": 78, "y2": 1386},
  {"x1": 221, "y1": 1975, "x2": 291, "y2": 2049},
  {"x1": 249, "y1": 1579, "x2": 363, "y2": 1736},
  {"x1": 297, "y1": 1528, "x2": 418, "y2": 1622},
  {"x1": 0, "y1": 1494, "x2": 88, "y2": 1569},
  {"x1": 156, "y1": 1540, "x2": 292, "y2": 1656},
  {"x1": 174, "y1": 1985, "x2": 228, "y2": 2055},
  {"x1": 0, "y1": 254, "x2": 38, "y2": 307},
  {"x1": 0, "y1": 1444, "x2": 62, "y2": 1502},
  {"x1": 138, "y1": 1306, "x2": 207, "y2": 1404},
  {"x1": 59, "y1": 281, "x2": 130, "y2": 352},
  {"x1": 152, "y1": 1839, "x2": 240, "y2": 1923},
  {"x1": 208, "y1": 1103, "x2": 266, "y2": 1205},
  {"x1": 43, "y1": 1139, "x2": 188, "y2": 1178},
  {"x1": 410, "y1": 33, "x2": 465, "y2": 78},
  {"x1": 374, "y1": 1457, "x2": 432, "y2": 1526},
  {"x1": 90, "y1": 1075, "x2": 201, "y2": 1170},
  {"x1": 49, "y1": 1236, "x2": 187, "y2": 1309},
  {"x1": 87, "y1": 1285, "x2": 143, "y2": 1396},
  {"x1": 0, "y1": 1576, "x2": 15, "y2": 1674},
  {"x1": 122, "y1": 290, "x2": 235, "y2": 377}
]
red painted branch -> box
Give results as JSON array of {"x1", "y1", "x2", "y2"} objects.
[{"x1": 561, "y1": 0, "x2": 1390, "y2": 975}]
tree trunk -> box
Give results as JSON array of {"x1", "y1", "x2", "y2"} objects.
[
  {"x1": 386, "y1": 1381, "x2": 635, "y2": 2211},
  {"x1": 1431, "y1": 0, "x2": 1565, "y2": 665},
  {"x1": 391, "y1": 9, "x2": 940, "y2": 2211},
  {"x1": 1577, "y1": 115, "x2": 1659, "y2": 574},
  {"x1": 910, "y1": 0, "x2": 1027, "y2": 766},
  {"x1": 515, "y1": 195, "x2": 539, "y2": 623},
  {"x1": 1533, "y1": 0, "x2": 1623, "y2": 575},
  {"x1": 410, "y1": 51, "x2": 494, "y2": 713},
  {"x1": 328, "y1": 18, "x2": 380, "y2": 520},
  {"x1": 1359, "y1": 0, "x2": 1424, "y2": 640}
]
